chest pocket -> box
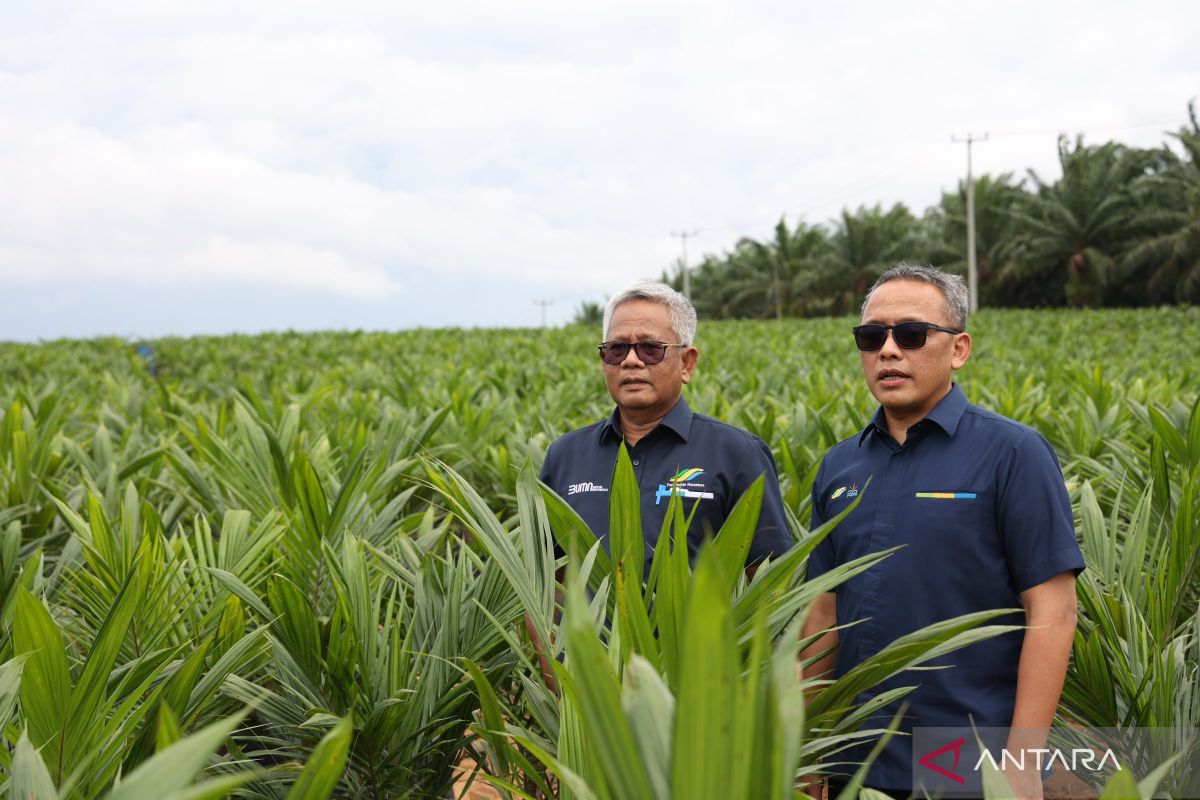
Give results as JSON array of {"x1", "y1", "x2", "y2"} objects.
[{"x1": 904, "y1": 489, "x2": 999, "y2": 560}]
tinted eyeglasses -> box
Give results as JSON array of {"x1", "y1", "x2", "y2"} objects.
[
  {"x1": 852, "y1": 321, "x2": 963, "y2": 352},
  {"x1": 598, "y1": 341, "x2": 686, "y2": 365}
]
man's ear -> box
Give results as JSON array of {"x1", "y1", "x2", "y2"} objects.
[
  {"x1": 681, "y1": 347, "x2": 699, "y2": 384},
  {"x1": 951, "y1": 332, "x2": 972, "y2": 370}
]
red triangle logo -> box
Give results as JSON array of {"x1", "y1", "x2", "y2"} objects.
[{"x1": 918, "y1": 737, "x2": 966, "y2": 785}]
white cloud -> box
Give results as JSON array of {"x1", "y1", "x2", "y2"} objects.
[{"x1": 1, "y1": 0, "x2": 1198, "y2": 338}]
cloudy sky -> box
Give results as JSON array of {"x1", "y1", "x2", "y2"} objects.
[{"x1": 2, "y1": 1, "x2": 1197, "y2": 341}]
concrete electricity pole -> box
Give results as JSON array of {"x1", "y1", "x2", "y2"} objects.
[
  {"x1": 671, "y1": 230, "x2": 699, "y2": 300},
  {"x1": 952, "y1": 132, "x2": 988, "y2": 313},
  {"x1": 533, "y1": 298, "x2": 554, "y2": 327}
]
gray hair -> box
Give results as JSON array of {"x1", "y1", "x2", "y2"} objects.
[
  {"x1": 862, "y1": 264, "x2": 969, "y2": 329},
  {"x1": 603, "y1": 281, "x2": 698, "y2": 345}
]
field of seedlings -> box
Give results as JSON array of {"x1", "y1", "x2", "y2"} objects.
[{"x1": 1, "y1": 306, "x2": 1199, "y2": 799}]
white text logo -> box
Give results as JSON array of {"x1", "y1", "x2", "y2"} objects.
[{"x1": 567, "y1": 482, "x2": 608, "y2": 495}]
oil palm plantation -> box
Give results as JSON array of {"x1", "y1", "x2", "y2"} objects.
[
  {"x1": 1119, "y1": 105, "x2": 1200, "y2": 304},
  {"x1": 826, "y1": 204, "x2": 920, "y2": 315},
  {"x1": 1003, "y1": 136, "x2": 1155, "y2": 308},
  {"x1": 731, "y1": 217, "x2": 834, "y2": 319},
  {"x1": 3, "y1": 314, "x2": 1200, "y2": 797},
  {"x1": 924, "y1": 173, "x2": 1031, "y2": 306}
]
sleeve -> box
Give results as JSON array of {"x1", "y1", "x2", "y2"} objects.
[
  {"x1": 998, "y1": 430, "x2": 1085, "y2": 592},
  {"x1": 539, "y1": 440, "x2": 567, "y2": 560},
  {"x1": 539, "y1": 441, "x2": 556, "y2": 487},
  {"x1": 806, "y1": 456, "x2": 836, "y2": 580},
  {"x1": 737, "y1": 435, "x2": 795, "y2": 565}
]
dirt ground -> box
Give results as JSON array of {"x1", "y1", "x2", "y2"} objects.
[
  {"x1": 1043, "y1": 767, "x2": 1100, "y2": 799},
  {"x1": 451, "y1": 754, "x2": 504, "y2": 800}
]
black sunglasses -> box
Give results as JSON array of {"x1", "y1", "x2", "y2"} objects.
[
  {"x1": 597, "y1": 341, "x2": 686, "y2": 365},
  {"x1": 852, "y1": 321, "x2": 963, "y2": 352}
]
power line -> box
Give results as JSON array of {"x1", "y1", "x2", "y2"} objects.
[
  {"x1": 782, "y1": 115, "x2": 1185, "y2": 221},
  {"x1": 660, "y1": 113, "x2": 1187, "y2": 294},
  {"x1": 986, "y1": 117, "x2": 1186, "y2": 138}
]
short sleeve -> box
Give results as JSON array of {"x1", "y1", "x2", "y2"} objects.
[
  {"x1": 539, "y1": 440, "x2": 558, "y2": 488},
  {"x1": 806, "y1": 456, "x2": 836, "y2": 580},
  {"x1": 998, "y1": 430, "x2": 1085, "y2": 592},
  {"x1": 734, "y1": 436, "x2": 794, "y2": 565},
  {"x1": 539, "y1": 440, "x2": 568, "y2": 560}
]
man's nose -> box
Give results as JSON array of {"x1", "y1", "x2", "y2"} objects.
[
  {"x1": 621, "y1": 345, "x2": 646, "y2": 367},
  {"x1": 878, "y1": 328, "x2": 903, "y2": 357}
]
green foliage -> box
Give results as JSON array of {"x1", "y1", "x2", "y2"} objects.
[
  {"x1": 570, "y1": 301, "x2": 605, "y2": 329},
  {"x1": 284, "y1": 715, "x2": 353, "y2": 800},
  {"x1": 0, "y1": 308, "x2": 1197, "y2": 796}
]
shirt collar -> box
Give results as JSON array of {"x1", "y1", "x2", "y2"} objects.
[
  {"x1": 599, "y1": 395, "x2": 694, "y2": 444},
  {"x1": 858, "y1": 383, "x2": 968, "y2": 445}
]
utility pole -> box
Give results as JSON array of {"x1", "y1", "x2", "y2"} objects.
[
  {"x1": 670, "y1": 230, "x2": 699, "y2": 300},
  {"x1": 952, "y1": 132, "x2": 988, "y2": 313},
  {"x1": 533, "y1": 298, "x2": 554, "y2": 328}
]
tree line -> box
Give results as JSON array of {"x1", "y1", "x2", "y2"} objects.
[{"x1": 575, "y1": 102, "x2": 1200, "y2": 325}]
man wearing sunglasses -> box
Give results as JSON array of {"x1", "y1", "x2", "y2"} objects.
[
  {"x1": 539, "y1": 281, "x2": 792, "y2": 579},
  {"x1": 803, "y1": 265, "x2": 1083, "y2": 799}
]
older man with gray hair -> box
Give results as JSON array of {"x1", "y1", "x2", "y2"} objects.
[{"x1": 540, "y1": 281, "x2": 792, "y2": 577}]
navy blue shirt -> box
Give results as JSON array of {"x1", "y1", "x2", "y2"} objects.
[
  {"x1": 540, "y1": 397, "x2": 793, "y2": 574},
  {"x1": 808, "y1": 384, "x2": 1085, "y2": 789}
]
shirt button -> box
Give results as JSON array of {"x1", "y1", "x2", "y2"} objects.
[{"x1": 632, "y1": 459, "x2": 640, "y2": 466}]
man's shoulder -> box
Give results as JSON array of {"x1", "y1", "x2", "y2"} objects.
[
  {"x1": 818, "y1": 429, "x2": 869, "y2": 467},
  {"x1": 690, "y1": 412, "x2": 768, "y2": 450},
  {"x1": 959, "y1": 402, "x2": 1048, "y2": 446},
  {"x1": 541, "y1": 419, "x2": 612, "y2": 483},
  {"x1": 547, "y1": 419, "x2": 609, "y2": 454}
]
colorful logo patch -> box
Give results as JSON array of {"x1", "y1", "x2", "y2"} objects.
[
  {"x1": 831, "y1": 484, "x2": 859, "y2": 500},
  {"x1": 656, "y1": 467, "x2": 714, "y2": 505},
  {"x1": 915, "y1": 492, "x2": 977, "y2": 499},
  {"x1": 670, "y1": 467, "x2": 705, "y2": 484}
]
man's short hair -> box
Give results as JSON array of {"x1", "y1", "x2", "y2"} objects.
[
  {"x1": 862, "y1": 264, "x2": 969, "y2": 329},
  {"x1": 603, "y1": 281, "x2": 698, "y2": 346}
]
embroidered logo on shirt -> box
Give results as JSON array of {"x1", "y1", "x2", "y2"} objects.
[
  {"x1": 831, "y1": 483, "x2": 859, "y2": 500},
  {"x1": 670, "y1": 467, "x2": 705, "y2": 484},
  {"x1": 915, "y1": 492, "x2": 977, "y2": 499},
  {"x1": 567, "y1": 482, "x2": 609, "y2": 495},
  {"x1": 655, "y1": 467, "x2": 714, "y2": 505}
]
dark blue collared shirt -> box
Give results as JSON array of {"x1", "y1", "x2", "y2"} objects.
[
  {"x1": 808, "y1": 384, "x2": 1085, "y2": 789},
  {"x1": 540, "y1": 396, "x2": 792, "y2": 575}
]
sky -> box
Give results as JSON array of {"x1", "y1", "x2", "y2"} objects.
[{"x1": 2, "y1": 1, "x2": 1197, "y2": 341}]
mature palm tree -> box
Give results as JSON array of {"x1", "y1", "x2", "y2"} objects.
[
  {"x1": 666, "y1": 254, "x2": 753, "y2": 320},
  {"x1": 1119, "y1": 104, "x2": 1200, "y2": 303},
  {"x1": 571, "y1": 300, "x2": 604, "y2": 328},
  {"x1": 826, "y1": 203, "x2": 919, "y2": 315},
  {"x1": 718, "y1": 245, "x2": 776, "y2": 318},
  {"x1": 734, "y1": 217, "x2": 834, "y2": 319},
  {"x1": 923, "y1": 173, "x2": 1030, "y2": 306},
  {"x1": 1004, "y1": 136, "x2": 1154, "y2": 308}
]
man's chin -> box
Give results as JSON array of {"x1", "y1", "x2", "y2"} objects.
[
  {"x1": 613, "y1": 384, "x2": 654, "y2": 399},
  {"x1": 874, "y1": 391, "x2": 918, "y2": 415},
  {"x1": 614, "y1": 387, "x2": 668, "y2": 410},
  {"x1": 871, "y1": 380, "x2": 918, "y2": 405}
]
